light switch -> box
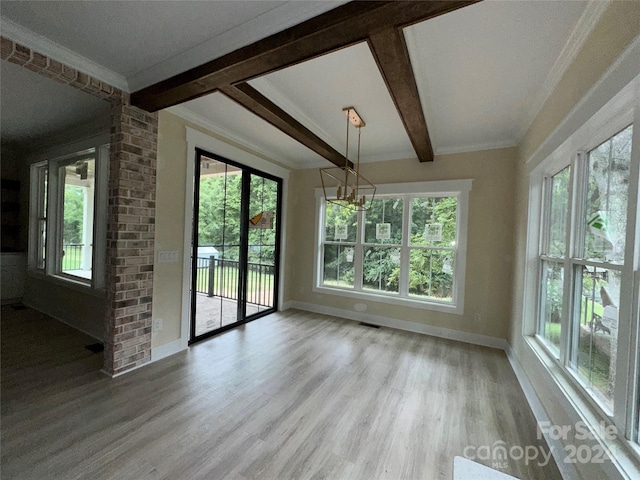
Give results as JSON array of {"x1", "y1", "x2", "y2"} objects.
[{"x1": 158, "y1": 251, "x2": 179, "y2": 263}]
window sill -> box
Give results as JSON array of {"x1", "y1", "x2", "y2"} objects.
[
  {"x1": 525, "y1": 335, "x2": 640, "y2": 478},
  {"x1": 26, "y1": 269, "x2": 105, "y2": 298},
  {"x1": 313, "y1": 284, "x2": 463, "y2": 315},
  {"x1": 533, "y1": 334, "x2": 615, "y2": 418}
]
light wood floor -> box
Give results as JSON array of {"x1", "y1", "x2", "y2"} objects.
[{"x1": 1, "y1": 305, "x2": 561, "y2": 480}]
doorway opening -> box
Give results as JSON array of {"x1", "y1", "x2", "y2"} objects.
[{"x1": 190, "y1": 149, "x2": 282, "y2": 343}]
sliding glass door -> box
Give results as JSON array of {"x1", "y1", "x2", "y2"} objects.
[{"x1": 190, "y1": 149, "x2": 281, "y2": 343}]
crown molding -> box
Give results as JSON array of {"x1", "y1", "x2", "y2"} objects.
[
  {"x1": 435, "y1": 140, "x2": 517, "y2": 156},
  {"x1": 516, "y1": 0, "x2": 610, "y2": 143},
  {"x1": 360, "y1": 149, "x2": 418, "y2": 164},
  {"x1": 0, "y1": 17, "x2": 129, "y2": 92},
  {"x1": 166, "y1": 104, "x2": 302, "y2": 170},
  {"x1": 128, "y1": 1, "x2": 348, "y2": 91}
]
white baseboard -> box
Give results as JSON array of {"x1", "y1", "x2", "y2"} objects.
[
  {"x1": 287, "y1": 301, "x2": 508, "y2": 350},
  {"x1": 103, "y1": 358, "x2": 154, "y2": 378},
  {"x1": 505, "y1": 345, "x2": 579, "y2": 480},
  {"x1": 151, "y1": 338, "x2": 186, "y2": 362},
  {"x1": 101, "y1": 339, "x2": 185, "y2": 378},
  {"x1": 281, "y1": 300, "x2": 293, "y2": 311}
]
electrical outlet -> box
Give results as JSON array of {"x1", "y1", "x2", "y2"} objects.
[
  {"x1": 153, "y1": 318, "x2": 163, "y2": 332},
  {"x1": 474, "y1": 313, "x2": 482, "y2": 324}
]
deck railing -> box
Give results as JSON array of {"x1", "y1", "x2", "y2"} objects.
[
  {"x1": 195, "y1": 256, "x2": 274, "y2": 307},
  {"x1": 62, "y1": 244, "x2": 84, "y2": 270}
]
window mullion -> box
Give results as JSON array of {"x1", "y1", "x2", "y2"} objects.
[
  {"x1": 353, "y1": 210, "x2": 364, "y2": 291},
  {"x1": 399, "y1": 197, "x2": 410, "y2": 296},
  {"x1": 572, "y1": 151, "x2": 588, "y2": 261},
  {"x1": 561, "y1": 153, "x2": 583, "y2": 367},
  {"x1": 535, "y1": 175, "x2": 549, "y2": 339},
  {"x1": 316, "y1": 198, "x2": 326, "y2": 287},
  {"x1": 55, "y1": 161, "x2": 67, "y2": 276},
  {"x1": 45, "y1": 161, "x2": 60, "y2": 277}
]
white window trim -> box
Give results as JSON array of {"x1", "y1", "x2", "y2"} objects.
[
  {"x1": 313, "y1": 179, "x2": 472, "y2": 315},
  {"x1": 28, "y1": 137, "x2": 109, "y2": 290},
  {"x1": 523, "y1": 71, "x2": 640, "y2": 471}
]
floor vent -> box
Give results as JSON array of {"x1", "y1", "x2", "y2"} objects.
[
  {"x1": 359, "y1": 322, "x2": 380, "y2": 329},
  {"x1": 10, "y1": 303, "x2": 26, "y2": 310},
  {"x1": 85, "y1": 343, "x2": 104, "y2": 354}
]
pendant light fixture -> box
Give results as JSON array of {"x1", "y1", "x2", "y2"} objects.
[{"x1": 320, "y1": 107, "x2": 376, "y2": 211}]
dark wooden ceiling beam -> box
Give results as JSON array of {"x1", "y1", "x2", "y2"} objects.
[
  {"x1": 219, "y1": 83, "x2": 352, "y2": 169},
  {"x1": 368, "y1": 27, "x2": 434, "y2": 163},
  {"x1": 131, "y1": 1, "x2": 480, "y2": 112}
]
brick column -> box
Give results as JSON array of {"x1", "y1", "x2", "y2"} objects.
[{"x1": 104, "y1": 99, "x2": 158, "y2": 376}]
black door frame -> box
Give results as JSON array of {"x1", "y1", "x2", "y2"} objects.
[{"x1": 189, "y1": 148, "x2": 283, "y2": 344}]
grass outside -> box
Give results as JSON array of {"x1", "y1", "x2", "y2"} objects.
[
  {"x1": 580, "y1": 297, "x2": 604, "y2": 324},
  {"x1": 543, "y1": 322, "x2": 611, "y2": 397},
  {"x1": 577, "y1": 330, "x2": 611, "y2": 396}
]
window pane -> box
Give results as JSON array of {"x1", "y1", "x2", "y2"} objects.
[
  {"x1": 38, "y1": 219, "x2": 46, "y2": 270},
  {"x1": 583, "y1": 125, "x2": 633, "y2": 264},
  {"x1": 248, "y1": 174, "x2": 278, "y2": 264},
  {"x1": 323, "y1": 244, "x2": 354, "y2": 288},
  {"x1": 198, "y1": 166, "x2": 242, "y2": 262},
  {"x1": 571, "y1": 265, "x2": 620, "y2": 411},
  {"x1": 539, "y1": 261, "x2": 563, "y2": 354},
  {"x1": 60, "y1": 158, "x2": 95, "y2": 280},
  {"x1": 410, "y1": 197, "x2": 457, "y2": 248},
  {"x1": 546, "y1": 167, "x2": 570, "y2": 257},
  {"x1": 325, "y1": 203, "x2": 358, "y2": 242},
  {"x1": 363, "y1": 198, "x2": 403, "y2": 244},
  {"x1": 408, "y1": 249, "x2": 454, "y2": 301},
  {"x1": 362, "y1": 246, "x2": 400, "y2": 293},
  {"x1": 37, "y1": 167, "x2": 48, "y2": 269}
]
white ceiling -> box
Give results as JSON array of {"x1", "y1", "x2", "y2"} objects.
[
  {"x1": 0, "y1": 60, "x2": 109, "y2": 145},
  {"x1": 0, "y1": 0, "x2": 347, "y2": 90},
  {"x1": 1, "y1": 1, "x2": 284, "y2": 78},
  {"x1": 0, "y1": 0, "x2": 602, "y2": 166},
  {"x1": 405, "y1": 0, "x2": 591, "y2": 154},
  {"x1": 249, "y1": 42, "x2": 414, "y2": 164}
]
